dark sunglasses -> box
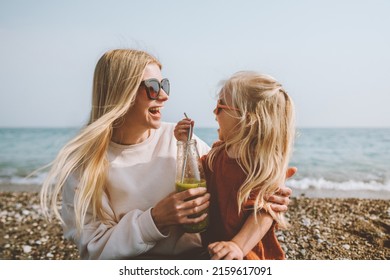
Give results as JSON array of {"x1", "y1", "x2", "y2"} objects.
[{"x1": 140, "y1": 78, "x2": 170, "y2": 100}]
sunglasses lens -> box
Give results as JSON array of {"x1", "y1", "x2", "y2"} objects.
[
  {"x1": 145, "y1": 80, "x2": 160, "y2": 99},
  {"x1": 161, "y1": 79, "x2": 170, "y2": 95},
  {"x1": 143, "y1": 78, "x2": 170, "y2": 100}
]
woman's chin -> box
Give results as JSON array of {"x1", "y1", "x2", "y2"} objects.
[
  {"x1": 147, "y1": 115, "x2": 162, "y2": 129},
  {"x1": 151, "y1": 121, "x2": 161, "y2": 130}
]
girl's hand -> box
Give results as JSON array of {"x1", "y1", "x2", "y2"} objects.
[
  {"x1": 151, "y1": 187, "x2": 210, "y2": 234},
  {"x1": 267, "y1": 167, "x2": 297, "y2": 212},
  {"x1": 208, "y1": 241, "x2": 244, "y2": 260},
  {"x1": 174, "y1": 118, "x2": 194, "y2": 141}
]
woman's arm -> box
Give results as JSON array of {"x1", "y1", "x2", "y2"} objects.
[
  {"x1": 267, "y1": 167, "x2": 297, "y2": 212},
  {"x1": 208, "y1": 212, "x2": 273, "y2": 260},
  {"x1": 61, "y1": 178, "x2": 166, "y2": 259},
  {"x1": 62, "y1": 175, "x2": 209, "y2": 259}
]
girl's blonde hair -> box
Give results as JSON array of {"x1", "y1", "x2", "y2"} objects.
[
  {"x1": 207, "y1": 71, "x2": 295, "y2": 229},
  {"x1": 40, "y1": 49, "x2": 161, "y2": 231}
]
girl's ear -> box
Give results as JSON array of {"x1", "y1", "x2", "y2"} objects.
[{"x1": 286, "y1": 167, "x2": 297, "y2": 179}]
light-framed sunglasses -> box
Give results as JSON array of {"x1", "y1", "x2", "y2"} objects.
[
  {"x1": 140, "y1": 78, "x2": 170, "y2": 100},
  {"x1": 214, "y1": 99, "x2": 240, "y2": 115}
]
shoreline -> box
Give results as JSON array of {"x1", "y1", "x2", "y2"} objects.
[
  {"x1": 290, "y1": 187, "x2": 390, "y2": 200},
  {"x1": 2, "y1": 183, "x2": 390, "y2": 200}
]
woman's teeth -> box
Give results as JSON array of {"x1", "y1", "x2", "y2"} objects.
[{"x1": 149, "y1": 107, "x2": 161, "y2": 114}]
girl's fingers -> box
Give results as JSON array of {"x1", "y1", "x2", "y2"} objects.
[
  {"x1": 211, "y1": 247, "x2": 229, "y2": 260},
  {"x1": 208, "y1": 242, "x2": 218, "y2": 251},
  {"x1": 209, "y1": 242, "x2": 223, "y2": 254}
]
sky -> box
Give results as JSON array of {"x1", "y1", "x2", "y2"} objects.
[{"x1": 1, "y1": 0, "x2": 389, "y2": 128}]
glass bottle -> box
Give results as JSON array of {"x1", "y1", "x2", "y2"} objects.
[{"x1": 176, "y1": 139, "x2": 209, "y2": 233}]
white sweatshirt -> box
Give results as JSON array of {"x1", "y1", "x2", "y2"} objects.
[{"x1": 61, "y1": 122, "x2": 210, "y2": 259}]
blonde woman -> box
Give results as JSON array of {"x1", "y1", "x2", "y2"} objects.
[
  {"x1": 41, "y1": 49, "x2": 293, "y2": 259},
  {"x1": 176, "y1": 71, "x2": 296, "y2": 260}
]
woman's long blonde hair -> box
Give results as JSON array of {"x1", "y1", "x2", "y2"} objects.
[
  {"x1": 207, "y1": 71, "x2": 295, "y2": 229},
  {"x1": 40, "y1": 49, "x2": 161, "y2": 231}
]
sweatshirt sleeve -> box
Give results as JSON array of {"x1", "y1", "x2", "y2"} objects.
[{"x1": 61, "y1": 176, "x2": 167, "y2": 259}]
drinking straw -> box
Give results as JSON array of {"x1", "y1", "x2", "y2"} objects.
[
  {"x1": 180, "y1": 113, "x2": 193, "y2": 183},
  {"x1": 184, "y1": 113, "x2": 193, "y2": 140}
]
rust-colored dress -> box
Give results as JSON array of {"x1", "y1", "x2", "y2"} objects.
[{"x1": 201, "y1": 144, "x2": 285, "y2": 260}]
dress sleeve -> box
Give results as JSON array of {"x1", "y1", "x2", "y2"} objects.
[{"x1": 61, "y1": 175, "x2": 167, "y2": 259}]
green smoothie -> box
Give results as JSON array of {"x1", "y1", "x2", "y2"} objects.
[{"x1": 175, "y1": 179, "x2": 209, "y2": 233}]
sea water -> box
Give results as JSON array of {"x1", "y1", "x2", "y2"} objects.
[
  {"x1": 0, "y1": 127, "x2": 78, "y2": 185},
  {"x1": 0, "y1": 127, "x2": 389, "y2": 194}
]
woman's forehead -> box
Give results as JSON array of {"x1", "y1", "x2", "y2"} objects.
[{"x1": 143, "y1": 63, "x2": 162, "y2": 80}]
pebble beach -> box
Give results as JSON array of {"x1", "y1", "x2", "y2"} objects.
[{"x1": 1, "y1": 186, "x2": 389, "y2": 260}]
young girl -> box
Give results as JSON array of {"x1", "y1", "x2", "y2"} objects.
[{"x1": 175, "y1": 71, "x2": 295, "y2": 260}]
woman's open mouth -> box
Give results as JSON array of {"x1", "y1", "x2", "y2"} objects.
[{"x1": 149, "y1": 106, "x2": 162, "y2": 117}]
